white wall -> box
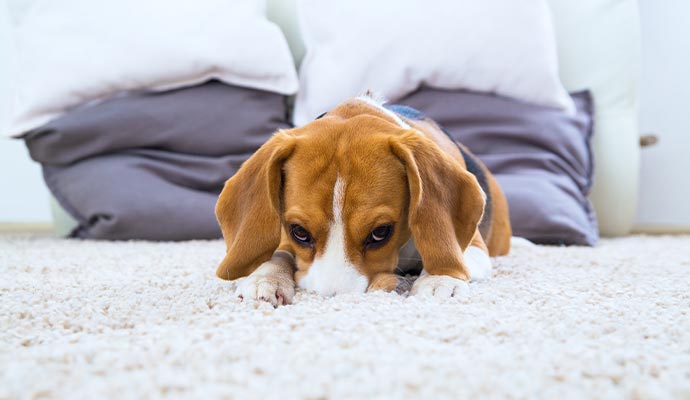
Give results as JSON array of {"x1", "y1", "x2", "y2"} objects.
[
  {"x1": 0, "y1": 142, "x2": 52, "y2": 223},
  {"x1": 635, "y1": 0, "x2": 690, "y2": 230},
  {"x1": 0, "y1": 1, "x2": 53, "y2": 224}
]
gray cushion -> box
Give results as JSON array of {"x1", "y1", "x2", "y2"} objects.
[
  {"x1": 395, "y1": 88, "x2": 596, "y2": 245},
  {"x1": 24, "y1": 81, "x2": 290, "y2": 240}
]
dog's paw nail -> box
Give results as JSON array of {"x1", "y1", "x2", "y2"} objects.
[{"x1": 411, "y1": 274, "x2": 470, "y2": 299}]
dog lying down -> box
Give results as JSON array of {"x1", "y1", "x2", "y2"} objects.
[{"x1": 214, "y1": 94, "x2": 511, "y2": 306}]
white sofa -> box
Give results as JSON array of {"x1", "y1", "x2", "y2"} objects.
[
  {"x1": 3, "y1": 0, "x2": 641, "y2": 237},
  {"x1": 264, "y1": 0, "x2": 641, "y2": 237}
]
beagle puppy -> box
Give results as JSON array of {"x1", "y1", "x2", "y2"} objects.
[{"x1": 215, "y1": 94, "x2": 511, "y2": 306}]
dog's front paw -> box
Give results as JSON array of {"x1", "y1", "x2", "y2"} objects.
[
  {"x1": 234, "y1": 263, "x2": 295, "y2": 306},
  {"x1": 410, "y1": 272, "x2": 469, "y2": 298}
]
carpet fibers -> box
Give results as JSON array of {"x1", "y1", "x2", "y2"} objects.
[{"x1": 1, "y1": 234, "x2": 689, "y2": 399}]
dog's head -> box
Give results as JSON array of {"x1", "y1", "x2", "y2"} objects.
[{"x1": 215, "y1": 97, "x2": 485, "y2": 295}]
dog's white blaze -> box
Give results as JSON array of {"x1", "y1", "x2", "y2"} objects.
[
  {"x1": 297, "y1": 176, "x2": 369, "y2": 295},
  {"x1": 357, "y1": 95, "x2": 411, "y2": 129},
  {"x1": 464, "y1": 246, "x2": 492, "y2": 281}
]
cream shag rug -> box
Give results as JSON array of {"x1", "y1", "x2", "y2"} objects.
[{"x1": 1, "y1": 234, "x2": 690, "y2": 399}]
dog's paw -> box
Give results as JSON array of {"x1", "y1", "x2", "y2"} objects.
[
  {"x1": 410, "y1": 272, "x2": 469, "y2": 298},
  {"x1": 234, "y1": 264, "x2": 295, "y2": 307},
  {"x1": 465, "y1": 246, "x2": 492, "y2": 281}
]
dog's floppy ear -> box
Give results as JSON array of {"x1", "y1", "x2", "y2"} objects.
[
  {"x1": 215, "y1": 131, "x2": 296, "y2": 280},
  {"x1": 390, "y1": 132, "x2": 485, "y2": 280}
]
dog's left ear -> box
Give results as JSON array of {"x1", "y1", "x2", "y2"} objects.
[
  {"x1": 215, "y1": 131, "x2": 296, "y2": 280},
  {"x1": 390, "y1": 132, "x2": 485, "y2": 280}
]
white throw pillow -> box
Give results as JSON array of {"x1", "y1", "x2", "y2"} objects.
[
  {"x1": 5, "y1": 0, "x2": 298, "y2": 137},
  {"x1": 293, "y1": 0, "x2": 574, "y2": 126}
]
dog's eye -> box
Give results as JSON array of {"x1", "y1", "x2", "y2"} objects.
[
  {"x1": 290, "y1": 224, "x2": 313, "y2": 246},
  {"x1": 365, "y1": 224, "x2": 393, "y2": 248}
]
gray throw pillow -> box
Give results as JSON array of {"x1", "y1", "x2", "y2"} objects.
[
  {"x1": 395, "y1": 88, "x2": 596, "y2": 245},
  {"x1": 24, "y1": 81, "x2": 290, "y2": 240}
]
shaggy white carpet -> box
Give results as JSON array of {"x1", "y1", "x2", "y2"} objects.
[{"x1": 1, "y1": 234, "x2": 689, "y2": 399}]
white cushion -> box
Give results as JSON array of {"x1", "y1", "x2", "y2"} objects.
[
  {"x1": 5, "y1": 0, "x2": 298, "y2": 137},
  {"x1": 548, "y1": 0, "x2": 640, "y2": 236},
  {"x1": 292, "y1": 0, "x2": 573, "y2": 126}
]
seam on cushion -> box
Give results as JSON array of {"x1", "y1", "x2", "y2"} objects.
[
  {"x1": 583, "y1": 197, "x2": 599, "y2": 244},
  {"x1": 577, "y1": 90, "x2": 596, "y2": 194}
]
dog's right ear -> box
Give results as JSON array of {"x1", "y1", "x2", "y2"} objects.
[{"x1": 215, "y1": 131, "x2": 296, "y2": 280}]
